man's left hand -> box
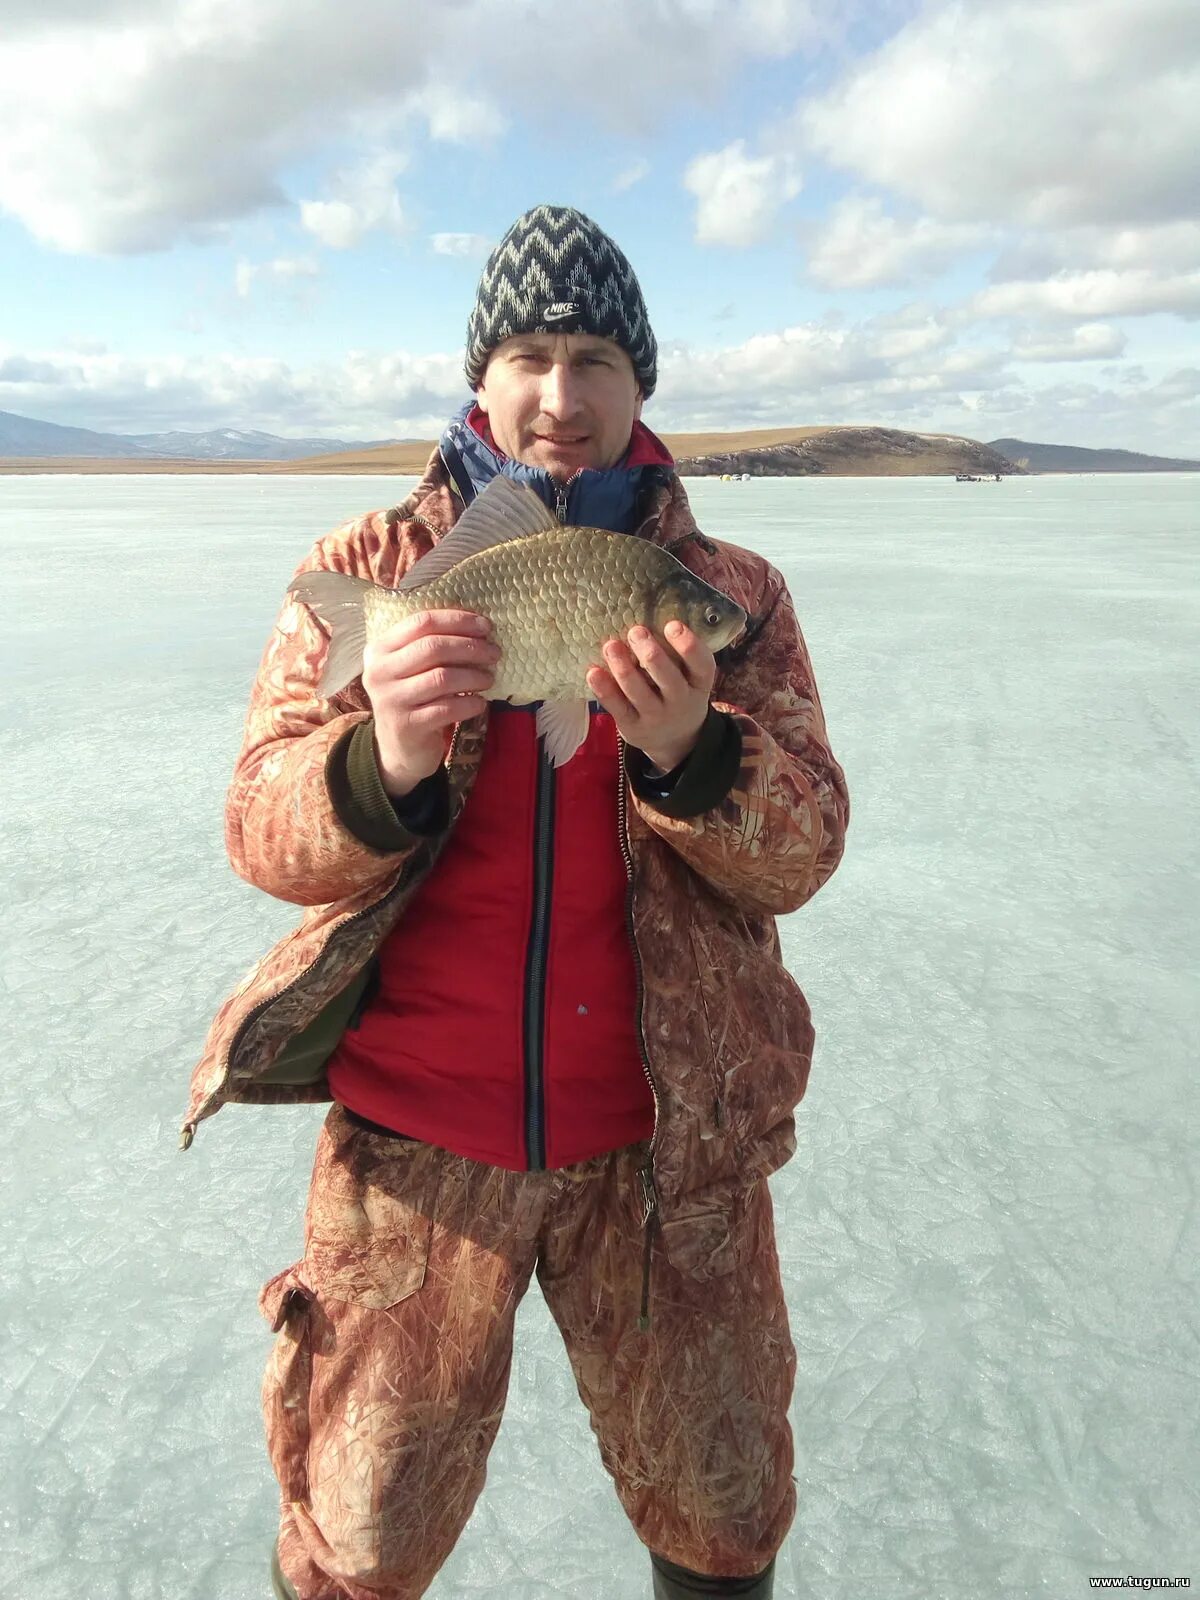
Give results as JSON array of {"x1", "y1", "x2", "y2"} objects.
[{"x1": 586, "y1": 621, "x2": 716, "y2": 772}]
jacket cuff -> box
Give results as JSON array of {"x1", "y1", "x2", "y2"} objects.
[
  {"x1": 325, "y1": 718, "x2": 450, "y2": 851},
  {"x1": 626, "y1": 705, "x2": 742, "y2": 819}
]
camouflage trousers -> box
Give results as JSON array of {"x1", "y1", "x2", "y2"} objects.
[{"x1": 259, "y1": 1103, "x2": 797, "y2": 1599}]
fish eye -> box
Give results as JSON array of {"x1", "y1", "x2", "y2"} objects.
[{"x1": 704, "y1": 605, "x2": 720, "y2": 627}]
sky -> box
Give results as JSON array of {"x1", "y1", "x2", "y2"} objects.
[{"x1": 0, "y1": 0, "x2": 1197, "y2": 454}]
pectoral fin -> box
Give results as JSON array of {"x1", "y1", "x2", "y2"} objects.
[{"x1": 536, "y1": 699, "x2": 590, "y2": 767}]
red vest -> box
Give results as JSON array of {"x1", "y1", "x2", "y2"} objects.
[{"x1": 326, "y1": 704, "x2": 655, "y2": 1170}]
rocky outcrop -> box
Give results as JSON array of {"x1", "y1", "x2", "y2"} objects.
[{"x1": 676, "y1": 427, "x2": 1020, "y2": 478}]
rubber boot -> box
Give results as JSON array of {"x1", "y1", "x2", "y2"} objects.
[
  {"x1": 650, "y1": 1549, "x2": 776, "y2": 1597},
  {"x1": 270, "y1": 1538, "x2": 301, "y2": 1600}
]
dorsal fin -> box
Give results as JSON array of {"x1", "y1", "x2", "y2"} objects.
[{"x1": 395, "y1": 475, "x2": 559, "y2": 593}]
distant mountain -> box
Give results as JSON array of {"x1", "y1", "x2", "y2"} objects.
[
  {"x1": 0, "y1": 409, "x2": 147, "y2": 459},
  {"x1": 988, "y1": 438, "x2": 1200, "y2": 472},
  {"x1": 0, "y1": 408, "x2": 392, "y2": 461},
  {"x1": 120, "y1": 426, "x2": 396, "y2": 461}
]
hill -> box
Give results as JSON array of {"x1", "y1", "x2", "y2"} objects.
[
  {"x1": 672, "y1": 427, "x2": 1014, "y2": 478},
  {"x1": 987, "y1": 438, "x2": 1200, "y2": 473},
  {"x1": 274, "y1": 425, "x2": 1016, "y2": 478}
]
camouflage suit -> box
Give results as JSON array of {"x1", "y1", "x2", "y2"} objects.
[{"x1": 180, "y1": 452, "x2": 850, "y2": 1597}]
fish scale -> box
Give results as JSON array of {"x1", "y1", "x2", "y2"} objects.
[{"x1": 362, "y1": 528, "x2": 670, "y2": 704}]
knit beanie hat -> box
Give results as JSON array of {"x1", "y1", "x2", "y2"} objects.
[{"x1": 464, "y1": 204, "x2": 658, "y2": 397}]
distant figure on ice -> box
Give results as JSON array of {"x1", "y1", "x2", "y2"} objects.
[{"x1": 179, "y1": 203, "x2": 850, "y2": 1600}]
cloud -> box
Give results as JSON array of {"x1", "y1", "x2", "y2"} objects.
[
  {"x1": 646, "y1": 306, "x2": 1004, "y2": 423},
  {"x1": 5, "y1": 322, "x2": 925, "y2": 440},
  {"x1": 865, "y1": 305, "x2": 957, "y2": 362},
  {"x1": 1012, "y1": 323, "x2": 1127, "y2": 362},
  {"x1": 299, "y1": 203, "x2": 361, "y2": 251},
  {"x1": 805, "y1": 195, "x2": 992, "y2": 288},
  {"x1": 684, "y1": 140, "x2": 802, "y2": 246},
  {"x1": 0, "y1": 342, "x2": 470, "y2": 439},
  {"x1": 963, "y1": 368, "x2": 1200, "y2": 448},
  {"x1": 0, "y1": 355, "x2": 68, "y2": 383},
  {"x1": 404, "y1": 84, "x2": 506, "y2": 145},
  {"x1": 429, "y1": 232, "x2": 492, "y2": 259},
  {"x1": 0, "y1": 0, "x2": 842, "y2": 255},
  {"x1": 723, "y1": 0, "x2": 827, "y2": 56},
  {"x1": 972, "y1": 269, "x2": 1200, "y2": 321},
  {"x1": 801, "y1": 0, "x2": 1200, "y2": 229},
  {"x1": 234, "y1": 256, "x2": 319, "y2": 298},
  {"x1": 0, "y1": 9, "x2": 408, "y2": 252},
  {"x1": 0, "y1": 0, "x2": 163, "y2": 37},
  {"x1": 1102, "y1": 363, "x2": 1147, "y2": 387},
  {"x1": 612, "y1": 158, "x2": 650, "y2": 193},
  {"x1": 991, "y1": 220, "x2": 1200, "y2": 281},
  {"x1": 1150, "y1": 367, "x2": 1200, "y2": 404},
  {"x1": 299, "y1": 150, "x2": 407, "y2": 250},
  {"x1": 3, "y1": 313, "x2": 1193, "y2": 452}
]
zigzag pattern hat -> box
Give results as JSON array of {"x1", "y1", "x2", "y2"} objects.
[{"x1": 464, "y1": 204, "x2": 658, "y2": 397}]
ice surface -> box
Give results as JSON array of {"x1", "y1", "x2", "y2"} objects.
[{"x1": 1, "y1": 471, "x2": 1197, "y2": 1598}]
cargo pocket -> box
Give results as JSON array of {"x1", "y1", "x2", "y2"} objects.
[
  {"x1": 655, "y1": 1178, "x2": 751, "y2": 1281},
  {"x1": 303, "y1": 1129, "x2": 442, "y2": 1312},
  {"x1": 258, "y1": 1264, "x2": 316, "y2": 1506}
]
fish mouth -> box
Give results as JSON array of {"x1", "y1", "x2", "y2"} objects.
[{"x1": 719, "y1": 613, "x2": 748, "y2": 650}]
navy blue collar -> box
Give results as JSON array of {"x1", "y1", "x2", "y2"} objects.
[{"x1": 437, "y1": 400, "x2": 666, "y2": 534}]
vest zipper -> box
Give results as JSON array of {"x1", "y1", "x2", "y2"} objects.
[
  {"x1": 521, "y1": 478, "x2": 578, "y2": 1169},
  {"x1": 522, "y1": 746, "x2": 554, "y2": 1169},
  {"x1": 416, "y1": 475, "x2": 565, "y2": 1171},
  {"x1": 617, "y1": 740, "x2": 661, "y2": 1332}
]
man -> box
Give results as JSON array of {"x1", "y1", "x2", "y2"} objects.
[{"x1": 179, "y1": 204, "x2": 850, "y2": 1600}]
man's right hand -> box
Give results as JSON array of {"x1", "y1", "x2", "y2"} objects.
[{"x1": 361, "y1": 610, "x2": 499, "y2": 798}]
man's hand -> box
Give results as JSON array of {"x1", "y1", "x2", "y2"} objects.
[
  {"x1": 363, "y1": 609, "x2": 499, "y2": 797},
  {"x1": 586, "y1": 621, "x2": 716, "y2": 772}
]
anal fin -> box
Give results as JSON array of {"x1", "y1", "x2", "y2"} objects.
[{"x1": 536, "y1": 699, "x2": 590, "y2": 767}]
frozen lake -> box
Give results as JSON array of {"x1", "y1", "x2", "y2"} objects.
[{"x1": 1, "y1": 470, "x2": 1197, "y2": 1599}]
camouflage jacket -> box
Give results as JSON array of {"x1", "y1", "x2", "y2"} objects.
[{"x1": 178, "y1": 449, "x2": 850, "y2": 1277}]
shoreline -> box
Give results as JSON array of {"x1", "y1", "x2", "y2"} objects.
[
  {"x1": 3, "y1": 463, "x2": 1196, "y2": 479},
  {"x1": 1, "y1": 425, "x2": 1195, "y2": 478}
]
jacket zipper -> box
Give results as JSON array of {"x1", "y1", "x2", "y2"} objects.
[
  {"x1": 180, "y1": 724, "x2": 465, "y2": 1151},
  {"x1": 553, "y1": 468, "x2": 585, "y2": 523},
  {"x1": 575, "y1": 455, "x2": 663, "y2": 1328},
  {"x1": 617, "y1": 740, "x2": 662, "y2": 1331}
]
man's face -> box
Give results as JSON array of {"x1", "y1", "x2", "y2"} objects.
[{"x1": 476, "y1": 331, "x2": 644, "y2": 480}]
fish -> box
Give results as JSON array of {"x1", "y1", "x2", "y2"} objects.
[{"x1": 286, "y1": 474, "x2": 747, "y2": 766}]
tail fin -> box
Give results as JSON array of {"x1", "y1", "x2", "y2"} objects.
[{"x1": 286, "y1": 569, "x2": 374, "y2": 698}]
